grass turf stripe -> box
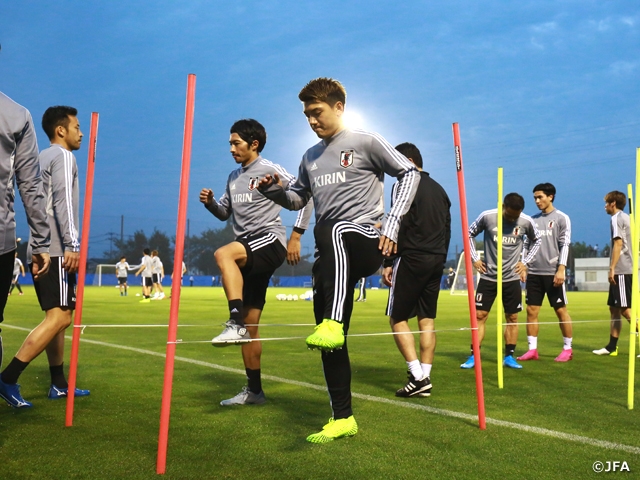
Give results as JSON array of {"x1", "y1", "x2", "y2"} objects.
[{"x1": 4, "y1": 323, "x2": 639, "y2": 455}]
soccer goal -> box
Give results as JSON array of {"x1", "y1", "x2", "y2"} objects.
[
  {"x1": 93, "y1": 264, "x2": 118, "y2": 286},
  {"x1": 449, "y1": 251, "x2": 483, "y2": 295}
]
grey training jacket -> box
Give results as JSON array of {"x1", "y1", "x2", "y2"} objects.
[{"x1": 0, "y1": 92, "x2": 50, "y2": 255}]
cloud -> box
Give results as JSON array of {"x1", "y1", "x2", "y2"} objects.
[
  {"x1": 528, "y1": 20, "x2": 561, "y2": 50},
  {"x1": 609, "y1": 60, "x2": 639, "y2": 75},
  {"x1": 620, "y1": 16, "x2": 636, "y2": 27},
  {"x1": 530, "y1": 21, "x2": 558, "y2": 34}
]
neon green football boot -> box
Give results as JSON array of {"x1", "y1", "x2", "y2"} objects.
[
  {"x1": 306, "y1": 416, "x2": 358, "y2": 444},
  {"x1": 306, "y1": 319, "x2": 344, "y2": 351}
]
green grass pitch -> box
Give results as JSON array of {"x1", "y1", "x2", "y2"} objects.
[{"x1": 1, "y1": 286, "x2": 639, "y2": 479}]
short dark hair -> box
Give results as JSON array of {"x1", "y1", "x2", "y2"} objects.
[
  {"x1": 504, "y1": 192, "x2": 525, "y2": 211},
  {"x1": 298, "y1": 78, "x2": 347, "y2": 107},
  {"x1": 533, "y1": 183, "x2": 556, "y2": 201},
  {"x1": 230, "y1": 119, "x2": 267, "y2": 153},
  {"x1": 120, "y1": 256, "x2": 126, "y2": 261},
  {"x1": 42, "y1": 106, "x2": 77, "y2": 140},
  {"x1": 605, "y1": 191, "x2": 626, "y2": 210},
  {"x1": 143, "y1": 248, "x2": 150, "y2": 255},
  {"x1": 395, "y1": 142, "x2": 423, "y2": 169}
]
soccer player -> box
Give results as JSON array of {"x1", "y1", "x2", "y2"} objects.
[
  {"x1": 447, "y1": 267, "x2": 455, "y2": 289},
  {"x1": 115, "y1": 256, "x2": 130, "y2": 296},
  {"x1": 200, "y1": 118, "x2": 311, "y2": 406},
  {"x1": 355, "y1": 277, "x2": 367, "y2": 302},
  {"x1": 259, "y1": 78, "x2": 419, "y2": 443},
  {"x1": 135, "y1": 248, "x2": 154, "y2": 302},
  {"x1": 9, "y1": 252, "x2": 26, "y2": 296},
  {"x1": 0, "y1": 106, "x2": 89, "y2": 407},
  {"x1": 593, "y1": 191, "x2": 633, "y2": 356},
  {"x1": 518, "y1": 183, "x2": 573, "y2": 362},
  {"x1": 151, "y1": 250, "x2": 165, "y2": 300},
  {"x1": 383, "y1": 142, "x2": 451, "y2": 398},
  {"x1": 460, "y1": 193, "x2": 541, "y2": 370},
  {"x1": 0, "y1": 89, "x2": 51, "y2": 403}
]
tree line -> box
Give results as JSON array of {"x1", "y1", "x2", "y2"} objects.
[
  {"x1": 14, "y1": 229, "x2": 605, "y2": 277},
  {"x1": 98, "y1": 222, "x2": 314, "y2": 276}
]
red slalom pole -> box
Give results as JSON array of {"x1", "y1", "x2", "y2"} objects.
[
  {"x1": 65, "y1": 112, "x2": 99, "y2": 427},
  {"x1": 157, "y1": 74, "x2": 196, "y2": 475},
  {"x1": 452, "y1": 123, "x2": 486, "y2": 430}
]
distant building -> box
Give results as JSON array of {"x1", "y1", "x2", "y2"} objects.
[{"x1": 574, "y1": 258, "x2": 610, "y2": 291}]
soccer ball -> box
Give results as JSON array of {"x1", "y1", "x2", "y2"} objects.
[
  {"x1": 292, "y1": 295, "x2": 299, "y2": 301},
  {"x1": 276, "y1": 293, "x2": 286, "y2": 301},
  {"x1": 286, "y1": 294, "x2": 294, "y2": 301}
]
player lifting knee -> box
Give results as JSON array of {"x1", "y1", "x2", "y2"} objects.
[
  {"x1": 200, "y1": 118, "x2": 311, "y2": 406},
  {"x1": 259, "y1": 78, "x2": 419, "y2": 443}
]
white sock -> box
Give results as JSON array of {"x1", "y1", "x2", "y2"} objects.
[
  {"x1": 407, "y1": 360, "x2": 422, "y2": 381},
  {"x1": 527, "y1": 336, "x2": 538, "y2": 350},
  {"x1": 421, "y1": 363, "x2": 432, "y2": 378},
  {"x1": 563, "y1": 337, "x2": 572, "y2": 350}
]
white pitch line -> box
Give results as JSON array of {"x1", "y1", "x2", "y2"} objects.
[{"x1": 3, "y1": 324, "x2": 640, "y2": 455}]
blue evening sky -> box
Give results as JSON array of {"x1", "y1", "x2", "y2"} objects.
[{"x1": 1, "y1": 1, "x2": 638, "y2": 261}]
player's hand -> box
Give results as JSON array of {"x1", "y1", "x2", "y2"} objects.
[
  {"x1": 382, "y1": 266, "x2": 393, "y2": 287},
  {"x1": 258, "y1": 173, "x2": 282, "y2": 189},
  {"x1": 31, "y1": 252, "x2": 50, "y2": 280},
  {"x1": 608, "y1": 268, "x2": 616, "y2": 285},
  {"x1": 378, "y1": 235, "x2": 397, "y2": 257},
  {"x1": 515, "y1": 261, "x2": 527, "y2": 282},
  {"x1": 199, "y1": 188, "x2": 214, "y2": 206},
  {"x1": 287, "y1": 233, "x2": 302, "y2": 265},
  {"x1": 553, "y1": 270, "x2": 565, "y2": 287},
  {"x1": 473, "y1": 259, "x2": 487, "y2": 273},
  {"x1": 64, "y1": 250, "x2": 80, "y2": 273}
]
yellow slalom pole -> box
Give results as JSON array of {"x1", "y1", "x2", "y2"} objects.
[
  {"x1": 497, "y1": 167, "x2": 504, "y2": 388},
  {"x1": 627, "y1": 184, "x2": 636, "y2": 409},
  {"x1": 637, "y1": 148, "x2": 640, "y2": 356},
  {"x1": 629, "y1": 149, "x2": 640, "y2": 409}
]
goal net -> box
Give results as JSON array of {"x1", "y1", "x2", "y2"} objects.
[
  {"x1": 92, "y1": 264, "x2": 138, "y2": 287},
  {"x1": 449, "y1": 251, "x2": 483, "y2": 295}
]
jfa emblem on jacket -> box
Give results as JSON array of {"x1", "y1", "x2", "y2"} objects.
[
  {"x1": 339, "y1": 150, "x2": 354, "y2": 168},
  {"x1": 512, "y1": 227, "x2": 522, "y2": 236},
  {"x1": 548, "y1": 221, "x2": 555, "y2": 228},
  {"x1": 248, "y1": 177, "x2": 259, "y2": 191}
]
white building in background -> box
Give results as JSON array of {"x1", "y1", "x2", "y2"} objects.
[{"x1": 574, "y1": 258, "x2": 610, "y2": 292}]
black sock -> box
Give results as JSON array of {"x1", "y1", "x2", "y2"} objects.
[
  {"x1": 469, "y1": 344, "x2": 481, "y2": 355},
  {"x1": 607, "y1": 335, "x2": 619, "y2": 352},
  {"x1": 246, "y1": 368, "x2": 262, "y2": 394},
  {"x1": 505, "y1": 344, "x2": 516, "y2": 357},
  {"x1": 16, "y1": 284, "x2": 22, "y2": 293},
  {"x1": 229, "y1": 299, "x2": 244, "y2": 327},
  {"x1": 50, "y1": 363, "x2": 68, "y2": 388},
  {"x1": 1, "y1": 357, "x2": 30, "y2": 385}
]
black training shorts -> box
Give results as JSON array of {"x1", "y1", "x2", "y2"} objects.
[
  {"x1": 475, "y1": 278, "x2": 522, "y2": 314},
  {"x1": 32, "y1": 256, "x2": 76, "y2": 311},
  {"x1": 526, "y1": 274, "x2": 567, "y2": 308},
  {"x1": 386, "y1": 252, "x2": 445, "y2": 320},
  {"x1": 237, "y1": 233, "x2": 286, "y2": 310},
  {"x1": 608, "y1": 274, "x2": 632, "y2": 309}
]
